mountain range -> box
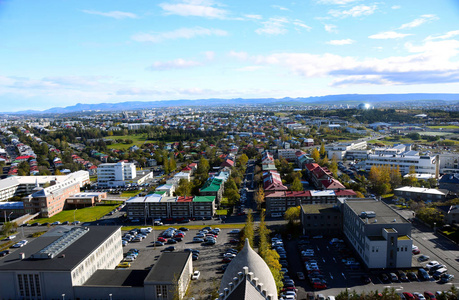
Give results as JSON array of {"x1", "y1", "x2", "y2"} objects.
[{"x1": 4, "y1": 93, "x2": 459, "y2": 115}]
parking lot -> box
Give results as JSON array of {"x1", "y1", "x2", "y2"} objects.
[
  {"x1": 119, "y1": 226, "x2": 241, "y2": 299},
  {"x1": 281, "y1": 236, "x2": 458, "y2": 299}
]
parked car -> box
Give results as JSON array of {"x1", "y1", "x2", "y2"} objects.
[
  {"x1": 423, "y1": 291, "x2": 436, "y2": 300},
  {"x1": 425, "y1": 261, "x2": 440, "y2": 270},
  {"x1": 440, "y1": 274, "x2": 454, "y2": 283},
  {"x1": 380, "y1": 273, "x2": 390, "y2": 283},
  {"x1": 154, "y1": 241, "x2": 164, "y2": 246},
  {"x1": 51, "y1": 221, "x2": 61, "y2": 225},
  {"x1": 191, "y1": 271, "x2": 200, "y2": 280},
  {"x1": 164, "y1": 246, "x2": 175, "y2": 252},
  {"x1": 418, "y1": 255, "x2": 430, "y2": 262},
  {"x1": 116, "y1": 262, "x2": 131, "y2": 269},
  {"x1": 398, "y1": 271, "x2": 409, "y2": 282},
  {"x1": 390, "y1": 273, "x2": 398, "y2": 282},
  {"x1": 297, "y1": 272, "x2": 305, "y2": 280},
  {"x1": 0, "y1": 250, "x2": 10, "y2": 257},
  {"x1": 407, "y1": 272, "x2": 418, "y2": 281}
]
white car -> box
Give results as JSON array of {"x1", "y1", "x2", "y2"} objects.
[
  {"x1": 5, "y1": 235, "x2": 16, "y2": 241},
  {"x1": 124, "y1": 256, "x2": 136, "y2": 262},
  {"x1": 12, "y1": 240, "x2": 27, "y2": 248},
  {"x1": 426, "y1": 261, "x2": 440, "y2": 270},
  {"x1": 191, "y1": 271, "x2": 200, "y2": 280}
]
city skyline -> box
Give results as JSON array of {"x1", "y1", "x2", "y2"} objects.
[{"x1": 1, "y1": 0, "x2": 459, "y2": 111}]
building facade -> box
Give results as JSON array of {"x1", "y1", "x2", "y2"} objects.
[
  {"x1": 97, "y1": 161, "x2": 137, "y2": 187},
  {"x1": 342, "y1": 199, "x2": 412, "y2": 269}
]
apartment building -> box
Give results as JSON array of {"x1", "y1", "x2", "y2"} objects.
[{"x1": 97, "y1": 161, "x2": 137, "y2": 187}]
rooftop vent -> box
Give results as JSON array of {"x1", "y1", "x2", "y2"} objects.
[{"x1": 31, "y1": 227, "x2": 89, "y2": 259}]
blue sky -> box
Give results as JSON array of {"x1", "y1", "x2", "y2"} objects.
[{"x1": 1, "y1": 0, "x2": 459, "y2": 111}]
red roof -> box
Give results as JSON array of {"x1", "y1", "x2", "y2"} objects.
[
  {"x1": 334, "y1": 189, "x2": 357, "y2": 196},
  {"x1": 320, "y1": 178, "x2": 345, "y2": 190},
  {"x1": 305, "y1": 163, "x2": 320, "y2": 172},
  {"x1": 284, "y1": 191, "x2": 311, "y2": 197},
  {"x1": 15, "y1": 155, "x2": 34, "y2": 160},
  {"x1": 177, "y1": 196, "x2": 193, "y2": 202}
]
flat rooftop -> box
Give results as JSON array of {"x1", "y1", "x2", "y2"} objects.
[
  {"x1": 346, "y1": 200, "x2": 409, "y2": 224},
  {"x1": 144, "y1": 252, "x2": 190, "y2": 283},
  {"x1": 301, "y1": 204, "x2": 339, "y2": 214},
  {"x1": 84, "y1": 269, "x2": 149, "y2": 287},
  {"x1": 0, "y1": 225, "x2": 120, "y2": 271}
]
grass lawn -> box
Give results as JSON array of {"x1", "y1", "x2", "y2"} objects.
[
  {"x1": 421, "y1": 131, "x2": 453, "y2": 137},
  {"x1": 30, "y1": 204, "x2": 119, "y2": 224},
  {"x1": 121, "y1": 190, "x2": 141, "y2": 198},
  {"x1": 216, "y1": 209, "x2": 228, "y2": 215},
  {"x1": 427, "y1": 125, "x2": 459, "y2": 129},
  {"x1": 106, "y1": 134, "x2": 150, "y2": 150}
]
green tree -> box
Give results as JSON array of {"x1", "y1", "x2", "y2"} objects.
[
  {"x1": 175, "y1": 179, "x2": 192, "y2": 197},
  {"x1": 290, "y1": 176, "x2": 303, "y2": 191}
]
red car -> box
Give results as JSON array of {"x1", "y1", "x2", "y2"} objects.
[
  {"x1": 312, "y1": 281, "x2": 326, "y2": 289},
  {"x1": 222, "y1": 257, "x2": 233, "y2": 263},
  {"x1": 412, "y1": 249, "x2": 421, "y2": 255},
  {"x1": 157, "y1": 237, "x2": 166, "y2": 242},
  {"x1": 424, "y1": 291, "x2": 436, "y2": 300},
  {"x1": 174, "y1": 233, "x2": 184, "y2": 238},
  {"x1": 403, "y1": 293, "x2": 415, "y2": 300},
  {"x1": 229, "y1": 239, "x2": 239, "y2": 244}
]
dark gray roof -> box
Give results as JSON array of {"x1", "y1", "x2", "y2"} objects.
[
  {"x1": 144, "y1": 252, "x2": 191, "y2": 283},
  {"x1": 346, "y1": 200, "x2": 409, "y2": 224},
  {"x1": 84, "y1": 270, "x2": 149, "y2": 287},
  {"x1": 440, "y1": 174, "x2": 459, "y2": 184},
  {"x1": 226, "y1": 279, "x2": 266, "y2": 300},
  {"x1": 0, "y1": 225, "x2": 120, "y2": 271}
]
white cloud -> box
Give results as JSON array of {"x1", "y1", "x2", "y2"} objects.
[
  {"x1": 236, "y1": 66, "x2": 264, "y2": 72},
  {"x1": 399, "y1": 14, "x2": 437, "y2": 30},
  {"x1": 159, "y1": 0, "x2": 227, "y2": 19},
  {"x1": 368, "y1": 31, "x2": 412, "y2": 39},
  {"x1": 132, "y1": 27, "x2": 228, "y2": 43},
  {"x1": 324, "y1": 24, "x2": 338, "y2": 33},
  {"x1": 82, "y1": 10, "x2": 138, "y2": 19},
  {"x1": 203, "y1": 51, "x2": 215, "y2": 60},
  {"x1": 426, "y1": 30, "x2": 459, "y2": 41},
  {"x1": 255, "y1": 17, "x2": 311, "y2": 35},
  {"x1": 244, "y1": 14, "x2": 262, "y2": 20},
  {"x1": 247, "y1": 39, "x2": 459, "y2": 86},
  {"x1": 317, "y1": 0, "x2": 360, "y2": 4},
  {"x1": 228, "y1": 51, "x2": 249, "y2": 60},
  {"x1": 293, "y1": 20, "x2": 312, "y2": 31},
  {"x1": 255, "y1": 17, "x2": 289, "y2": 35},
  {"x1": 391, "y1": 5, "x2": 401, "y2": 9},
  {"x1": 327, "y1": 39, "x2": 354, "y2": 45},
  {"x1": 272, "y1": 5, "x2": 289, "y2": 11},
  {"x1": 148, "y1": 59, "x2": 201, "y2": 71},
  {"x1": 329, "y1": 5, "x2": 377, "y2": 18}
]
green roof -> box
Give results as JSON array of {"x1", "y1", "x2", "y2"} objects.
[
  {"x1": 193, "y1": 196, "x2": 216, "y2": 202},
  {"x1": 200, "y1": 178, "x2": 223, "y2": 192},
  {"x1": 154, "y1": 191, "x2": 166, "y2": 195}
]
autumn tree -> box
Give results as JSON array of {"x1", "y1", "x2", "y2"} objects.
[
  {"x1": 311, "y1": 148, "x2": 320, "y2": 163},
  {"x1": 254, "y1": 186, "x2": 265, "y2": 209},
  {"x1": 319, "y1": 143, "x2": 326, "y2": 158},
  {"x1": 240, "y1": 210, "x2": 254, "y2": 250},
  {"x1": 329, "y1": 154, "x2": 339, "y2": 178},
  {"x1": 389, "y1": 165, "x2": 402, "y2": 189},
  {"x1": 284, "y1": 206, "x2": 301, "y2": 224}
]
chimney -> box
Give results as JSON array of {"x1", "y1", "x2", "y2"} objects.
[
  {"x1": 228, "y1": 282, "x2": 234, "y2": 291},
  {"x1": 224, "y1": 288, "x2": 229, "y2": 296},
  {"x1": 19, "y1": 253, "x2": 25, "y2": 260},
  {"x1": 219, "y1": 293, "x2": 224, "y2": 300},
  {"x1": 267, "y1": 295, "x2": 274, "y2": 300},
  {"x1": 257, "y1": 282, "x2": 264, "y2": 291},
  {"x1": 247, "y1": 272, "x2": 254, "y2": 281},
  {"x1": 233, "y1": 277, "x2": 239, "y2": 285},
  {"x1": 252, "y1": 277, "x2": 258, "y2": 287}
]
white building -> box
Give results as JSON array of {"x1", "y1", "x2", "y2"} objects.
[
  {"x1": 439, "y1": 153, "x2": 459, "y2": 174},
  {"x1": 277, "y1": 148, "x2": 298, "y2": 161},
  {"x1": 0, "y1": 171, "x2": 90, "y2": 202},
  {"x1": 365, "y1": 154, "x2": 439, "y2": 176},
  {"x1": 325, "y1": 141, "x2": 367, "y2": 160},
  {"x1": 0, "y1": 226, "x2": 123, "y2": 300},
  {"x1": 341, "y1": 199, "x2": 412, "y2": 269},
  {"x1": 97, "y1": 161, "x2": 137, "y2": 187}
]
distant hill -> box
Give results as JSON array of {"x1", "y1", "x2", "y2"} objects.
[{"x1": 4, "y1": 93, "x2": 459, "y2": 114}]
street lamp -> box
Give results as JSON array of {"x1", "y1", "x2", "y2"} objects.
[
  {"x1": 74, "y1": 208, "x2": 77, "y2": 223},
  {"x1": 62, "y1": 294, "x2": 65, "y2": 300},
  {"x1": 8, "y1": 212, "x2": 13, "y2": 223},
  {"x1": 109, "y1": 293, "x2": 112, "y2": 300}
]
